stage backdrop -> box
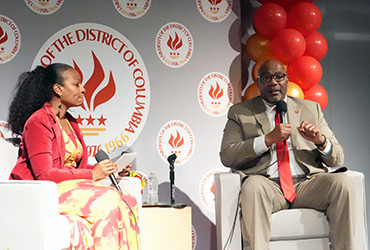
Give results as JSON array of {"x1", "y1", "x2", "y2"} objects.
[
  {"x1": 0, "y1": 1, "x2": 241, "y2": 249},
  {"x1": 2, "y1": 0, "x2": 370, "y2": 248}
]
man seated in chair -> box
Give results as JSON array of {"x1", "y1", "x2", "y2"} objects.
[{"x1": 220, "y1": 59, "x2": 354, "y2": 250}]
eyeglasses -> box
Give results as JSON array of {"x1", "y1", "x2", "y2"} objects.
[{"x1": 257, "y1": 73, "x2": 287, "y2": 83}]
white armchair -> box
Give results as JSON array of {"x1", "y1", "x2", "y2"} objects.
[
  {"x1": 215, "y1": 171, "x2": 368, "y2": 250},
  {"x1": 0, "y1": 138, "x2": 142, "y2": 250}
]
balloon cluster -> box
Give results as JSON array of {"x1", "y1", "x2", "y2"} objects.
[{"x1": 244, "y1": 0, "x2": 328, "y2": 110}]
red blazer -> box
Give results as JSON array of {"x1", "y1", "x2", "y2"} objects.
[{"x1": 10, "y1": 103, "x2": 96, "y2": 182}]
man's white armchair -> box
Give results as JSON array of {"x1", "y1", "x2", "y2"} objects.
[
  {"x1": 214, "y1": 171, "x2": 368, "y2": 250},
  {"x1": 0, "y1": 138, "x2": 142, "y2": 250}
]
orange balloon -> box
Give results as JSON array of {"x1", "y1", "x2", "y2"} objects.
[
  {"x1": 287, "y1": 81, "x2": 304, "y2": 99},
  {"x1": 243, "y1": 83, "x2": 260, "y2": 101},
  {"x1": 245, "y1": 33, "x2": 273, "y2": 62},
  {"x1": 252, "y1": 61, "x2": 264, "y2": 83}
]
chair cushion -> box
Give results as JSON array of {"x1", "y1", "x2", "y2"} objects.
[
  {"x1": 270, "y1": 238, "x2": 330, "y2": 250},
  {"x1": 270, "y1": 208, "x2": 329, "y2": 241},
  {"x1": 0, "y1": 181, "x2": 70, "y2": 249}
]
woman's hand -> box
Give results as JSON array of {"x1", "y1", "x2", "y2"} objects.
[
  {"x1": 92, "y1": 159, "x2": 118, "y2": 181},
  {"x1": 118, "y1": 163, "x2": 133, "y2": 177}
]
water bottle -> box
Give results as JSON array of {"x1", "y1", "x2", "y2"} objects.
[{"x1": 148, "y1": 172, "x2": 158, "y2": 204}]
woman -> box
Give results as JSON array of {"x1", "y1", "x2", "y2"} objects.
[{"x1": 8, "y1": 63, "x2": 140, "y2": 250}]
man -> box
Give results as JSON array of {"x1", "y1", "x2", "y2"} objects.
[{"x1": 220, "y1": 59, "x2": 354, "y2": 250}]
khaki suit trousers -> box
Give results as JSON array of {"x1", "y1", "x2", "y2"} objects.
[{"x1": 240, "y1": 173, "x2": 355, "y2": 250}]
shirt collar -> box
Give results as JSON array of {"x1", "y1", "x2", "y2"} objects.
[{"x1": 262, "y1": 96, "x2": 288, "y2": 114}]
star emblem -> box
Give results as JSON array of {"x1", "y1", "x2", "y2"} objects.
[
  {"x1": 97, "y1": 115, "x2": 107, "y2": 126},
  {"x1": 76, "y1": 115, "x2": 84, "y2": 125},
  {"x1": 86, "y1": 115, "x2": 95, "y2": 126}
]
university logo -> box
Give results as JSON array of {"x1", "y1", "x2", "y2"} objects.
[
  {"x1": 32, "y1": 23, "x2": 150, "y2": 162},
  {"x1": 157, "y1": 120, "x2": 195, "y2": 166},
  {"x1": 196, "y1": 0, "x2": 232, "y2": 23},
  {"x1": 24, "y1": 0, "x2": 64, "y2": 15},
  {"x1": 156, "y1": 22, "x2": 194, "y2": 68},
  {"x1": 0, "y1": 121, "x2": 15, "y2": 139},
  {"x1": 192, "y1": 226, "x2": 197, "y2": 250},
  {"x1": 199, "y1": 169, "x2": 224, "y2": 212},
  {"x1": 0, "y1": 15, "x2": 21, "y2": 64},
  {"x1": 198, "y1": 72, "x2": 233, "y2": 117},
  {"x1": 113, "y1": 0, "x2": 151, "y2": 19}
]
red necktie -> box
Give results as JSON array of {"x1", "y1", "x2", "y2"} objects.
[{"x1": 274, "y1": 108, "x2": 296, "y2": 203}]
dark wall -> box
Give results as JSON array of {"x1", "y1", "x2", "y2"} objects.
[{"x1": 241, "y1": 0, "x2": 370, "y2": 244}]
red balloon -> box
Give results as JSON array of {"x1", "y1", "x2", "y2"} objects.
[
  {"x1": 257, "y1": 0, "x2": 276, "y2": 4},
  {"x1": 287, "y1": 56, "x2": 322, "y2": 90},
  {"x1": 304, "y1": 32, "x2": 328, "y2": 61},
  {"x1": 276, "y1": 0, "x2": 315, "y2": 12},
  {"x1": 287, "y1": 2, "x2": 322, "y2": 36},
  {"x1": 271, "y1": 28, "x2": 306, "y2": 64},
  {"x1": 245, "y1": 33, "x2": 273, "y2": 62},
  {"x1": 253, "y1": 3, "x2": 287, "y2": 37},
  {"x1": 304, "y1": 84, "x2": 328, "y2": 110}
]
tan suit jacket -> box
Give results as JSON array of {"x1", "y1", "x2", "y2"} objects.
[{"x1": 220, "y1": 96, "x2": 344, "y2": 178}]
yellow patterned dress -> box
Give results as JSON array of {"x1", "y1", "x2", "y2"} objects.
[{"x1": 57, "y1": 121, "x2": 140, "y2": 250}]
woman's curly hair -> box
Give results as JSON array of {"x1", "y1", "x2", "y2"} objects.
[{"x1": 7, "y1": 63, "x2": 73, "y2": 139}]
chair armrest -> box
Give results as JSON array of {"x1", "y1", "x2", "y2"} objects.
[
  {"x1": 214, "y1": 172, "x2": 242, "y2": 250},
  {"x1": 0, "y1": 177, "x2": 142, "y2": 250},
  {"x1": 119, "y1": 177, "x2": 142, "y2": 207},
  {"x1": 0, "y1": 180, "x2": 70, "y2": 250},
  {"x1": 99, "y1": 177, "x2": 142, "y2": 226},
  {"x1": 345, "y1": 170, "x2": 368, "y2": 250}
]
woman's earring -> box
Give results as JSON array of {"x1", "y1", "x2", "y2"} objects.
[{"x1": 58, "y1": 98, "x2": 62, "y2": 109}]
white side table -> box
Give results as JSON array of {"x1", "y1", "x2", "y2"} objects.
[{"x1": 141, "y1": 206, "x2": 192, "y2": 250}]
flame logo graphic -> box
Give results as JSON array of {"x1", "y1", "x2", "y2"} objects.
[
  {"x1": 209, "y1": 82, "x2": 224, "y2": 100},
  {"x1": 208, "y1": 0, "x2": 222, "y2": 5},
  {"x1": 0, "y1": 26, "x2": 8, "y2": 54},
  {"x1": 167, "y1": 32, "x2": 183, "y2": 51},
  {"x1": 168, "y1": 130, "x2": 184, "y2": 153},
  {"x1": 211, "y1": 182, "x2": 215, "y2": 200},
  {"x1": 209, "y1": 82, "x2": 224, "y2": 106},
  {"x1": 73, "y1": 51, "x2": 116, "y2": 112},
  {"x1": 167, "y1": 32, "x2": 183, "y2": 59}
]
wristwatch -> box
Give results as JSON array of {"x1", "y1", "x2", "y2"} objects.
[{"x1": 315, "y1": 134, "x2": 327, "y2": 148}]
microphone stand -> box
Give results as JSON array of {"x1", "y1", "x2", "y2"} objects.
[
  {"x1": 163, "y1": 154, "x2": 186, "y2": 208},
  {"x1": 167, "y1": 154, "x2": 177, "y2": 205}
]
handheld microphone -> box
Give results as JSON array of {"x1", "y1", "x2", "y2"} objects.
[
  {"x1": 276, "y1": 100, "x2": 287, "y2": 144},
  {"x1": 95, "y1": 150, "x2": 122, "y2": 194},
  {"x1": 276, "y1": 100, "x2": 287, "y2": 124}
]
